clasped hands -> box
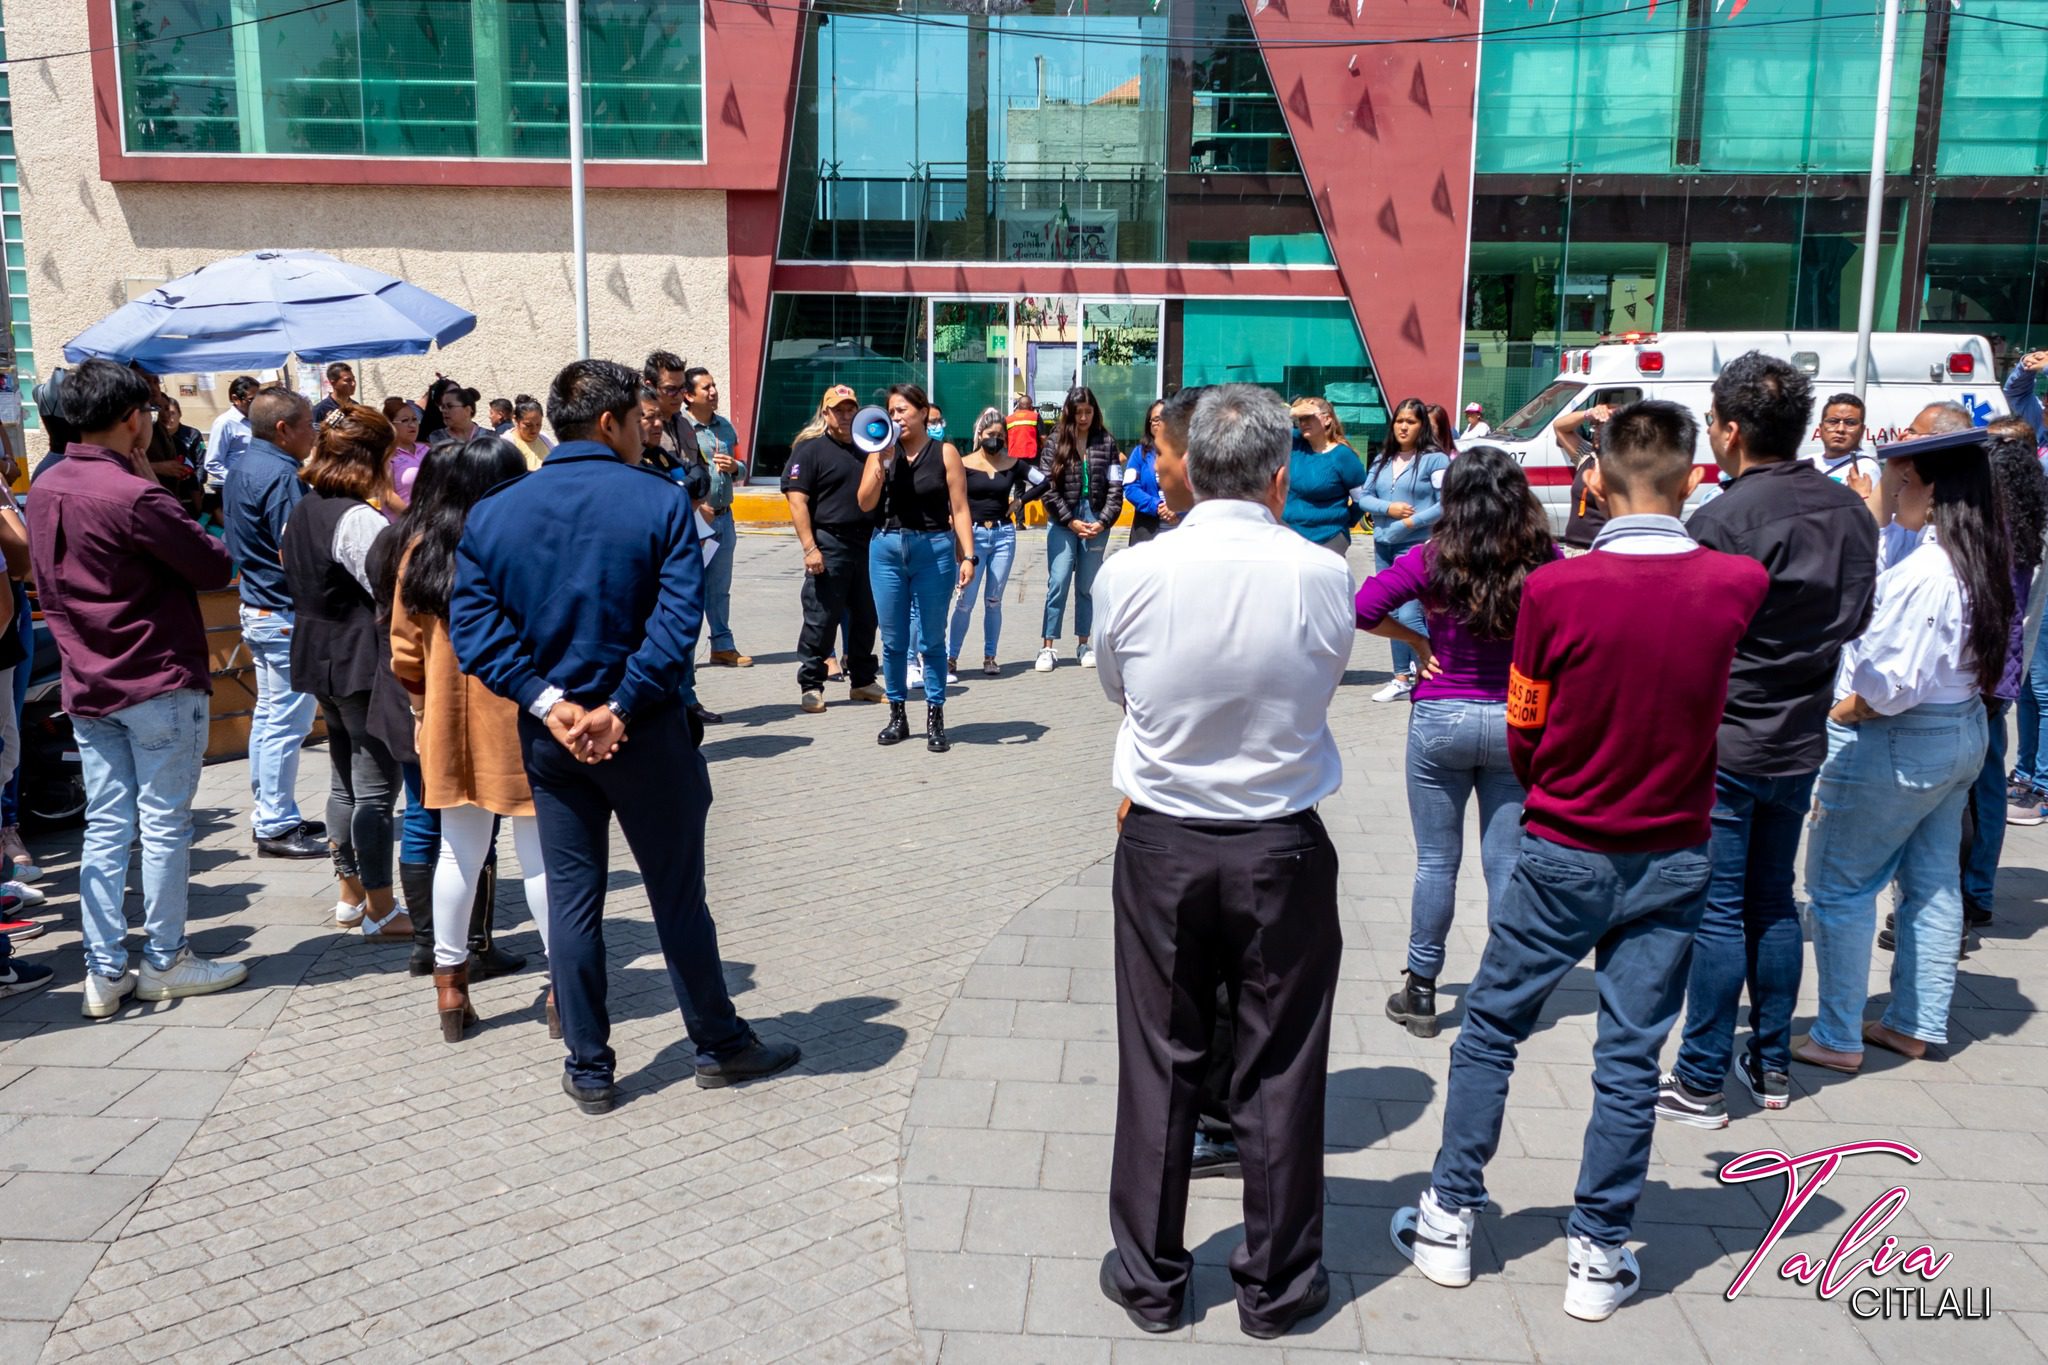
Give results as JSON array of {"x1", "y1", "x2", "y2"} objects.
[{"x1": 545, "y1": 700, "x2": 628, "y2": 765}]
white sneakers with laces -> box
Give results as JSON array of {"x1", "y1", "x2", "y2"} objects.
[
  {"x1": 1080, "y1": 646, "x2": 1097, "y2": 669},
  {"x1": 136, "y1": 947, "x2": 248, "y2": 1002},
  {"x1": 1034, "y1": 647, "x2": 1058, "y2": 673},
  {"x1": 81, "y1": 970, "x2": 136, "y2": 1020},
  {"x1": 1372, "y1": 673, "x2": 1417, "y2": 703}
]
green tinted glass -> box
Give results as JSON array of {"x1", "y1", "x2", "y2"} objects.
[
  {"x1": 116, "y1": 1, "x2": 703, "y2": 161},
  {"x1": 1938, "y1": 1, "x2": 2048, "y2": 176},
  {"x1": 1180, "y1": 301, "x2": 1384, "y2": 436}
]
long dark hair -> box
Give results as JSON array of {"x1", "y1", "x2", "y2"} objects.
[
  {"x1": 1051, "y1": 385, "x2": 1108, "y2": 482},
  {"x1": 420, "y1": 376, "x2": 460, "y2": 442},
  {"x1": 397, "y1": 434, "x2": 529, "y2": 620},
  {"x1": 1990, "y1": 433, "x2": 2048, "y2": 577},
  {"x1": 1423, "y1": 445, "x2": 1555, "y2": 640},
  {"x1": 1371, "y1": 396, "x2": 1440, "y2": 478},
  {"x1": 1911, "y1": 444, "x2": 2015, "y2": 693}
]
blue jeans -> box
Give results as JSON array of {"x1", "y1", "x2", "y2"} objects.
[
  {"x1": 871, "y1": 530, "x2": 953, "y2": 705},
  {"x1": 1432, "y1": 833, "x2": 1710, "y2": 1247},
  {"x1": 1043, "y1": 523, "x2": 1107, "y2": 641},
  {"x1": 1962, "y1": 700, "x2": 2010, "y2": 914},
  {"x1": 949, "y1": 524, "x2": 1018, "y2": 660},
  {"x1": 241, "y1": 606, "x2": 317, "y2": 838},
  {"x1": 1672, "y1": 768, "x2": 1816, "y2": 1093},
  {"x1": 1806, "y1": 702, "x2": 1985, "y2": 1052},
  {"x1": 1403, "y1": 699, "x2": 1524, "y2": 980},
  {"x1": 1372, "y1": 537, "x2": 1428, "y2": 676},
  {"x1": 399, "y1": 763, "x2": 441, "y2": 866},
  {"x1": 2011, "y1": 630, "x2": 2048, "y2": 792},
  {"x1": 73, "y1": 689, "x2": 210, "y2": 978},
  {"x1": 703, "y1": 508, "x2": 738, "y2": 654}
]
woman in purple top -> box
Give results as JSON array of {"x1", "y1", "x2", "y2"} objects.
[{"x1": 1355, "y1": 446, "x2": 1558, "y2": 1038}]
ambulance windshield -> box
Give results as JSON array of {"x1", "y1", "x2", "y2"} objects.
[{"x1": 1491, "y1": 381, "x2": 1585, "y2": 443}]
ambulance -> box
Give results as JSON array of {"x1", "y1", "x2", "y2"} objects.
[{"x1": 1471, "y1": 331, "x2": 2007, "y2": 529}]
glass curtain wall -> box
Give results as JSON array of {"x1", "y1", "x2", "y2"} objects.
[
  {"x1": 1467, "y1": 1, "x2": 1921, "y2": 408},
  {"x1": 117, "y1": 1, "x2": 705, "y2": 160},
  {"x1": 780, "y1": 0, "x2": 1331, "y2": 263}
]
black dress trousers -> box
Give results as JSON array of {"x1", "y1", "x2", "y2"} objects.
[
  {"x1": 1106, "y1": 802, "x2": 1341, "y2": 1334},
  {"x1": 797, "y1": 525, "x2": 879, "y2": 691}
]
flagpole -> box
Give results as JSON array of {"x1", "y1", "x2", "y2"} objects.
[
  {"x1": 1852, "y1": 0, "x2": 1901, "y2": 401},
  {"x1": 567, "y1": 0, "x2": 590, "y2": 360}
]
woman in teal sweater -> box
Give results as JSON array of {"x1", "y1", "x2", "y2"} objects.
[
  {"x1": 1283, "y1": 396, "x2": 1370, "y2": 552},
  {"x1": 1355, "y1": 396, "x2": 1452, "y2": 702}
]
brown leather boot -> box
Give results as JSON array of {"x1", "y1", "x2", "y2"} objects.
[{"x1": 433, "y1": 962, "x2": 476, "y2": 1043}]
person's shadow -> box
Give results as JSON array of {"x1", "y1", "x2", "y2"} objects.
[{"x1": 617, "y1": 993, "x2": 907, "y2": 1104}]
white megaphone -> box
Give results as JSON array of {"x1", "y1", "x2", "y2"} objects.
[{"x1": 851, "y1": 405, "x2": 900, "y2": 455}]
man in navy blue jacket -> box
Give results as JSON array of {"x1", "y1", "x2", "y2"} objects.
[{"x1": 450, "y1": 359, "x2": 799, "y2": 1115}]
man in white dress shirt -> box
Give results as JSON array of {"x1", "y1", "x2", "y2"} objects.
[
  {"x1": 1090, "y1": 384, "x2": 1355, "y2": 1341},
  {"x1": 202, "y1": 376, "x2": 259, "y2": 489}
]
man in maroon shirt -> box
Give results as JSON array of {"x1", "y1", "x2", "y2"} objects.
[
  {"x1": 1390, "y1": 401, "x2": 1768, "y2": 1323},
  {"x1": 28, "y1": 360, "x2": 245, "y2": 1020}
]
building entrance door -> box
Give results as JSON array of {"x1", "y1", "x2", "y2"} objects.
[{"x1": 928, "y1": 298, "x2": 1015, "y2": 430}]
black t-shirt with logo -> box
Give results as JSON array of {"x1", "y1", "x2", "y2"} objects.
[{"x1": 781, "y1": 434, "x2": 870, "y2": 529}]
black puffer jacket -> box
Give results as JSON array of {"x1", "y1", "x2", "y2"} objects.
[{"x1": 1036, "y1": 431, "x2": 1123, "y2": 528}]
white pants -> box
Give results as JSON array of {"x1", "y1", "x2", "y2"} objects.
[{"x1": 433, "y1": 806, "x2": 549, "y2": 969}]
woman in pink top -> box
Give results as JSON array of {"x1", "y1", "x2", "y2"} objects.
[
  {"x1": 381, "y1": 397, "x2": 428, "y2": 510},
  {"x1": 1355, "y1": 445, "x2": 1558, "y2": 1038}
]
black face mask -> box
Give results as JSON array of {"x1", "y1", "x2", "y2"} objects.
[{"x1": 980, "y1": 432, "x2": 1004, "y2": 452}]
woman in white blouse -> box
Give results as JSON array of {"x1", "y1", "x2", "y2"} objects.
[{"x1": 1796, "y1": 422, "x2": 2014, "y2": 1075}]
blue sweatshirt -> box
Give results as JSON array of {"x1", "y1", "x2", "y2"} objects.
[
  {"x1": 1124, "y1": 443, "x2": 1163, "y2": 517},
  {"x1": 1354, "y1": 448, "x2": 1452, "y2": 551},
  {"x1": 2006, "y1": 363, "x2": 2044, "y2": 444},
  {"x1": 450, "y1": 442, "x2": 703, "y2": 719},
  {"x1": 1282, "y1": 441, "x2": 1369, "y2": 544}
]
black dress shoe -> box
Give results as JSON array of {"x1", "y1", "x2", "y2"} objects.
[
  {"x1": 1240, "y1": 1266, "x2": 1330, "y2": 1340},
  {"x1": 468, "y1": 943, "x2": 527, "y2": 981},
  {"x1": 1965, "y1": 903, "x2": 1993, "y2": 930},
  {"x1": 690, "y1": 702, "x2": 725, "y2": 725},
  {"x1": 1098, "y1": 1254, "x2": 1178, "y2": 1334},
  {"x1": 562, "y1": 1072, "x2": 616, "y2": 1115},
  {"x1": 695, "y1": 1036, "x2": 801, "y2": 1089},
  {"x1": 255, "y1": 823, "x2": 329, "y2": 859}
]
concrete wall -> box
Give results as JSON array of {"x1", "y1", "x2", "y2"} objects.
[{"x1": 7, "y1": 3, "x2": 731, "y2": 445}]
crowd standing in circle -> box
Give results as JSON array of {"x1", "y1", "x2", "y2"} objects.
[{"x1": 4, "y1": 343, "x2": 2045, "y2": 1343}]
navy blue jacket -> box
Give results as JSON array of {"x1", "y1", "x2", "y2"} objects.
[
  {"x1": 450, "y1": 441, "x2": 704, "y2": 719},
  {"x1": 222, "y1": 438, "x2": 306, "y2": 612}
]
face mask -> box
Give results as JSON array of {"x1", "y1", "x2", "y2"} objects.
[
  {"x1": 980, "y1": 431, "x2": 1004, "y2": 452},
  {"x1": 928, "y1": 422, "x2": 948, "y2": 441}
]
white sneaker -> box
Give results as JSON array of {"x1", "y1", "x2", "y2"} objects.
[
  {"x1": 1391, "y1": 1188, "x2": 1475, "y2": 1287},
  {"x1": 908, "y1": 660, "x2": 925, "y2": 689},
  {"x1": 135, "y1": 947, "x2": 248, "y2": 1002},
  {"x1": 1563, "y1": 1235, "x2": 1640, "y2": 1321},
  {"x1": 1, "y1": 880, "x2": 44, "y2": 908},
  {"x1": 945, "y1": 668, "x2": 960, "y2": 685},
  {"x1": 82, "y1": 970, "x2": 136, "y2": 1020},
  {"x1": 1372, "y1": 674, "x2": 1416, "y2": 703},
  {"x1": 333, "y1": 899, "x2": 365, "y2": 929},
  {"x1": 1081, "y1": 648, "x2": 1097, "y2": 669},
  {"x1": 1034, "y1": 647, "x2": 1058, "y2": 673}
]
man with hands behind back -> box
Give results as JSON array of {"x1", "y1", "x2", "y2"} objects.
[{"x1": 450, "y1": 359, "x2": 799, "y2": 1116}]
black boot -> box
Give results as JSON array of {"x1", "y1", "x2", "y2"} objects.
[
  {"x1": 877, "y1": 702, "x2": 910, "y2": 746},
  {"x1": 399, "y1": 861, "x2": 436, "y2": 977},
  {"x1": 466, "y1": 853, "x2": 526, "y2": 982},
  {"x1": 926, "y1": 703, "x2": 950, "y2": 753},
  {"x1": 1386, "y1": 971, "x2": 1438, "y2": 1038}
]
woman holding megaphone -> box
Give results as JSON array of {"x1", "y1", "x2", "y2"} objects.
[{"x1": 856, "y1": 384, "x2": 976, "y2": 753}]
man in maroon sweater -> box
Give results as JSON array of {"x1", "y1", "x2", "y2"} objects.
[{"x1": 1391, "y1": 401, "x2": 1768, "y2": 1322}]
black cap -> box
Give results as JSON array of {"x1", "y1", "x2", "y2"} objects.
[{"x1": 1877, "y1": 426, "x2": 1991, "y2": 461}]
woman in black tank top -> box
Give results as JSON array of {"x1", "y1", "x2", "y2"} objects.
[{"x1": 856, "y1": 384, "x2": 975, "y2": 752}]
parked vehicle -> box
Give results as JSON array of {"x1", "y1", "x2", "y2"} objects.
[{"x1": 1472, "y1": 331, "x2": 2007, "y2": 531}]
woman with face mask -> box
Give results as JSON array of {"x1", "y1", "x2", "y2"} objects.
[{"x1": 947, "y1": 407, "x2": 1027, "y2": 677}]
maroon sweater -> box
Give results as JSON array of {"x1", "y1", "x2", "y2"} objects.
[{"x1": 1507, "y1": 547, "x2": 1768, "y2": 853}]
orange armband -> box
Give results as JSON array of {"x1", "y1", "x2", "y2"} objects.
[{"x1": 1505, "y1": 665, "x2": 1551, "y2": 730}]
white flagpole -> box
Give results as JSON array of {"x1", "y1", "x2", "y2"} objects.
[{"x1": 1853, "y1": 0, "x2": 1901, "y2": 400}]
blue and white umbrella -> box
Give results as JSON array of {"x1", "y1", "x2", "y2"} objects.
[{"x1": 61, "y1": 249, "x2": 476, "y2": 372}]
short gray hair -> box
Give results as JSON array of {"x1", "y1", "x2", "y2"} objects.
[
  {"x1": 1918, "y1": 401, "x2": 1974, "y2": 434},
  {"x1": 1186, "y1": 384, "x2": 1290, "y2": 502}
]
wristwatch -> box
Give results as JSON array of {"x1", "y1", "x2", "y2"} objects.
[
  {"x1": 605, "y1": 699, "x2": 633, "y2": 726},
  {"x1": 963, "y1": 554, "x2": 980, "y2": 566}
]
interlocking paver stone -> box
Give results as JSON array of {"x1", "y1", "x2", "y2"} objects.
[{"x1": 0, "y1": 530, "x2": 2039, "y2": 1362}]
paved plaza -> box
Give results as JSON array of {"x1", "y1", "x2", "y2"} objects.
[{"x1": 0, "y1": 529, "x2": 2042, "y2": 1363}]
